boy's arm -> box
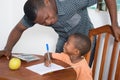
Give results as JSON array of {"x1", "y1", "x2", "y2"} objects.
[
  {"x1": 105, "y1": 0, "x2": 120, "y2": 41},
  {"x1": 44, "y1": 52, "x2": 66, "y2": 67}
]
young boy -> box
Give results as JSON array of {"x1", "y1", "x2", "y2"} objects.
[{"x1": 44, "y1": 33, "x2": 92, "y2": 80}]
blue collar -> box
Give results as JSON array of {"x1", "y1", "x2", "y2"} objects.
[{"x1": 55, "y1": 0, "x2": 65, "y2": 15}]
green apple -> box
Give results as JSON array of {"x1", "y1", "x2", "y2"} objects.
[{"x1": 9, "y1": 58, "x2": 21, "y2": 70}]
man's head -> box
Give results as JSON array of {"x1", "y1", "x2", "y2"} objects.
[
  {"x1": 24, "y1": 0, "x2": 58, "y2": 26},
  {"x1": 64, "y1": 33, "x2": 91, "y2": 56}
]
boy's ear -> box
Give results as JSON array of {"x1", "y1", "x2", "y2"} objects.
[
  {"x1": 75, "y1": 49, "x2": 80, "y2": 55},
  {"x1": 44, "y1": 0, "x2": 51, "y2": 6}
]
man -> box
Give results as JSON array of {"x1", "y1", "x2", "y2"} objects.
[{"x1": 0, "y1": 0, "x2": 120, "y2": 61}]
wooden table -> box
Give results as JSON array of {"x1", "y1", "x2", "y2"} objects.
[{"x1": 0, "y1": 55, "x2": 76, "y2": 80}]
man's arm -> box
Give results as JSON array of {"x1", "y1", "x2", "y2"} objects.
[
  {"x1": 0, "y1": 21, "x2": 27, "y2": 59},
  {"x1": 105, "y1": 0, "x2": 120, "y2": 41}
]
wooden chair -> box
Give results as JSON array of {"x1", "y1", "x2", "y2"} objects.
[
  {"x1": 115, "y1": 52, "x2": 120, "y2": 80},
  {"x1": 85, "y1": 25, "x2": 120, "y2": 80}
]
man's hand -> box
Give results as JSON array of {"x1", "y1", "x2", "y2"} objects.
[
  {"x1": 111, "y1": 25, "x2": 120, "y2": 41},
  {"x1": 0, "y1": 50, "x2": 11, "y2": 60}
]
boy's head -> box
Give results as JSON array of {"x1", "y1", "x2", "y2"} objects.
[
  {"x1": 64, "y1": 33, "x2": 91, "y2": 56},
  {"x1": 24, "y1": 0, "x2": 57, "y2": 26}
]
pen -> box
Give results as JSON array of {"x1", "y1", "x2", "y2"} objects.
[{"x1": 46, "y1": 44, "x2": 51, "y2": 66}]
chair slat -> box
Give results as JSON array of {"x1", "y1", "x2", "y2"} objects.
[
  {"x1": 99, "y1": 33, "x2": 110, "y2": 80},
  {"x1": 108, "y1": 42, "x2": 119, "y2": 80},
  {"x1": 92, "y1": 34, "x2": 101, "y2": 78},
  {"x1": 115, "y1": 51, "x2": 120, "y2": 80}
]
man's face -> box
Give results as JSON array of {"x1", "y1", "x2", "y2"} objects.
[{"x1": 34, "y1": 6, "x2": 58, "y2": 26}]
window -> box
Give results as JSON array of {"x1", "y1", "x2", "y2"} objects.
[
  {"x1": 88, "y1": 0, "x2": 120, "y2": 12},
  {"x1": 117, "y1": 0, "x2": 120, "y2": 12}
]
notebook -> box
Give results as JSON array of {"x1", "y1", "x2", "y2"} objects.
[
  {"x1": 12, "y1": 53, "x2": 40, "y2": 62},
  {"x1": 26, "y1": 63, "x2": 65, "y2": 75}
]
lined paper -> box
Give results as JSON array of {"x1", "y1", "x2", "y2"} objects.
[{"x1": 26, "y1": 63, "x2": 64, "y2": 75}]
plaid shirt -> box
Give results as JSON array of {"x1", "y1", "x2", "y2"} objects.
[{"x1": 21, "y1": 0, "x2": 97, "y2": 38}]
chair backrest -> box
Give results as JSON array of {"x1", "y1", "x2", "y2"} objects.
[
  {"x1": 115, "y1": 52, "x2": 120, "y2": 80},
  {"x1": 85, "y1": 25, "x2": 120, "y2": 80}
]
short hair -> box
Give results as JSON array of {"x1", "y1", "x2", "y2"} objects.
[
  {"x1": 69, "y1": 33, "x2": 91, "y2": 56},
  {"x1": 24, "y1": 0, "x2": 45, "y2": 22}
]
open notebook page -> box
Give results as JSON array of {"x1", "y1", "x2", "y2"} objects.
[{"x1": 26, "y1": 63, "x2": 65, "y2": 75}]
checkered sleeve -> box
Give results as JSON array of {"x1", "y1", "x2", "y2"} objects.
[{"x1": 21, "y1": 15, "x2": 35, "y2": 28}]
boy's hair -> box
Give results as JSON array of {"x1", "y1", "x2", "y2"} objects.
[
  {"x1": 70, "y1": 33, "x2": 91, "y2": 56},
  {"x1": 24, "y1": 0, "x2": 45, "y2": 22}
]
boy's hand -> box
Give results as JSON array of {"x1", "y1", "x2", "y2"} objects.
[
  {"x1": 44, "y1": 59, "x2": 52, "y2": 67},
  {"x1": 44, "y1": 53, "x2": 52, "y2": 67},
  {"x1": 0, "y1": 50, "x2": 11, "y2": 60}
]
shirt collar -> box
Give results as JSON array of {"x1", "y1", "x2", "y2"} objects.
[{"x1": 55, "y1": 0, "x2": 65, "y2": 15}]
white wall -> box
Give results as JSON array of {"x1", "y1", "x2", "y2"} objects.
[
  {"x1": 0, "y1": 0, "x2": 58, "y2": 55},
  {"x1": 0, "y1": 1, "x2": 120, "y2": 55}
]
